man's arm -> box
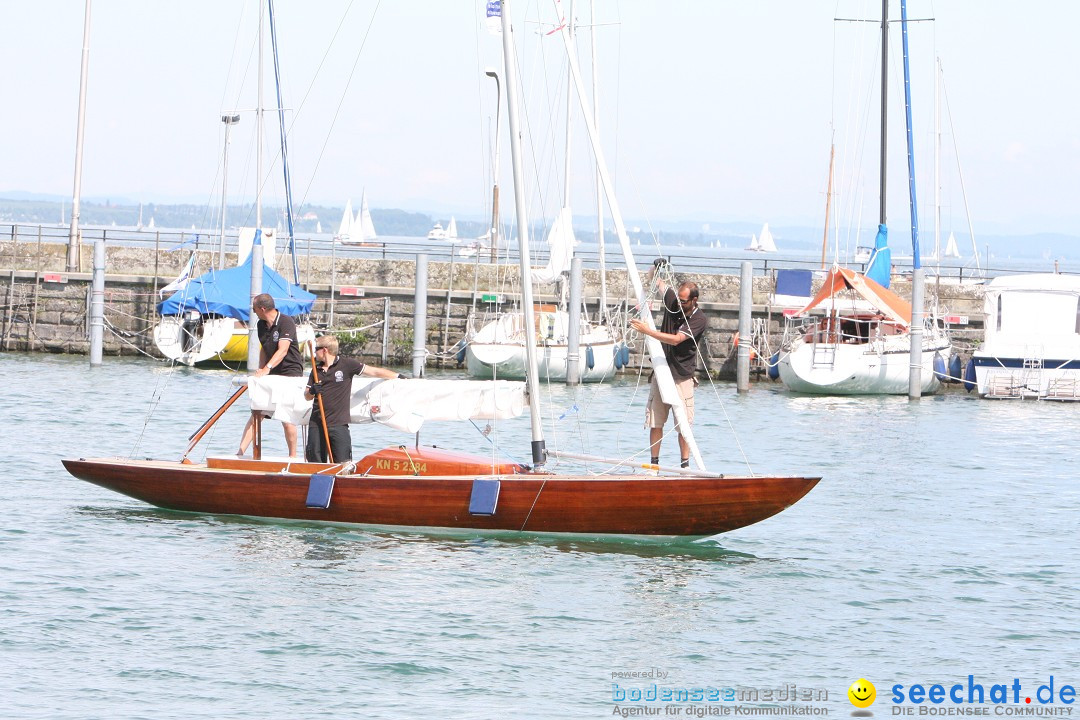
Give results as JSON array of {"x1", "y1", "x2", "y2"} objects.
[
  {"x1": 629, "y1": 320, "x2": 692, "y2": 347},
  {"x1": 360, "y1": 364, "x2": 402, "y2": 380},
  {"x1": 255, "y1": 338, "x2": 291, "y2": 377}
]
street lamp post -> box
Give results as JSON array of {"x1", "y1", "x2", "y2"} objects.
[
  {"x1": 218, "y1": 113, "x2": 240, "y2": 269},
  {"x1": 485, "y1": 68, "x2": 501, "y2": 263}
]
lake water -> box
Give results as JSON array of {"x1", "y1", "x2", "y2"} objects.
[{"x1": 3, "y1": 352, "x2": 1079, "y2": 719}]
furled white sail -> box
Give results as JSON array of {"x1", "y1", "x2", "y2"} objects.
[
  {"x1": 247, "y1": 376, "x2": 525, "y2": 434},
  {"x1": 530, "y1": 206, "x2": 576, "y2": 284}
]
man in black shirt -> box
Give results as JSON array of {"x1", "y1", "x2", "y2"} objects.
[
  {"x1": 304, "y1": 335, "x2": 403, "y2": 463},
  {"x1": 629, "y1": 260, "x2": 707, "y2": 468},
  {"x1": 238, "y1": 293, "x2": 305, "y2": 457}
]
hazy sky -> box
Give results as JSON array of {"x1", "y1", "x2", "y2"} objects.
[{"x1": 2, "y1": 0, "x2": 1078, "y2": 237}]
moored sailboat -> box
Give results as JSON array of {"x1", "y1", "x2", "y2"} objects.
[{"x1": 775, "y1": 0, "x2": 951, "y2": 395}]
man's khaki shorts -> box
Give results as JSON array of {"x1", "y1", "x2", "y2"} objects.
[{"x1": 646, "y1": 374, "x2": 697, "y2": 432}]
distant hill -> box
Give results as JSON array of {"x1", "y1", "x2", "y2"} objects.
[{"x1": 0, "y1": 196, "x2": 1075, "y2": 260}]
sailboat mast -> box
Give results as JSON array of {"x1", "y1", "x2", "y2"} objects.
[
  {"x1": 562, "y1": 0, "x2": 574, "y2": 210},
  {"x1": 934, "y1": 56, "x2": 942, "y2": 269},
  {"x1": 821, "y1": 143, "x2": 835, "y2": 269},
  {"x1": 591, "y1": 0, "x2": 607, "y2": 314},
  {"x1": 500, "y1": 0, "x2": 546, "y2": 466},
  {"x1": 66, "y1": 0, "x2": 92, "y2": 273},
  {"x1": 248, "y1": 0, "x2": 266, "y2": 372},
  {"x1": 548, "y1": 0, "x2": 705, "y2": 470},
  {"x1": 878, "y1": 0, "x2": 888, "y2": 228}
]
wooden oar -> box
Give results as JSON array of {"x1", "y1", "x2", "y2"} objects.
[
  {"x1": 182, "y1": 385, "x2": 248, "y2": 461},
  {"x1": 309, "y1": 341, "x2": 334, "y2": 464}
]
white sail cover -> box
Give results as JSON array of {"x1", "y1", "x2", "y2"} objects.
[
  {"x1": 247, "y1": 376, "x2": 525, "y2": 434},
  {"x1": 531, "y1": 206, "x2": 576, "y2": 284}
]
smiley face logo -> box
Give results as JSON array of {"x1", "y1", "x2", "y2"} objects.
[{"x1": 848, "y1": 679, "x2": 876, "y2": 708}]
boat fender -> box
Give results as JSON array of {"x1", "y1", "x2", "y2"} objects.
[
  {"x1": 613, "y1": 344, "x2": 625, "y2": 370},
  {"x1": 933, "y1": 353, "x2": 947, "y2": 382},
  {"x1": 469, "y1": 478, "x2": 500, "y2": 516},
  {"x1": 963, "y1": 357, "x2": 976, "y2": 392},
  {"x1": 619, "y1": 343, "x2": 631, "y2": 368},
  {"x1": 305, "y1": 474, "x2": 335, "y2": 509},
  {"x1": 767, "y1": 351, "x2": 780, "y2": 380},
  {"x1": 455, "y1": 344, "x2": 467, "y2": 364},
  {"x1": 948, "y1": 353, "x2": 962, "y2": 384},
  {"x1": 586, "y1": 345, "x2": 595, "y2": 370}
]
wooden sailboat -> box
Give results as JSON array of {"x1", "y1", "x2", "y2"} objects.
[{"x1": 62, "y1": 0, "x2": 819, "y2": 539}]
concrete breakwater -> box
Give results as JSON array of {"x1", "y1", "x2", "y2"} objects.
[{"x1": 0, "y1": 238, "x2": 985, "y2": 377}]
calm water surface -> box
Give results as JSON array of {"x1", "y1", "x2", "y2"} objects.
[{"x1": 2, "y1": 352, "x2": 1079, "y2": 719}]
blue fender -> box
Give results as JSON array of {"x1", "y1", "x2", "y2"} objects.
[
  {"x1": 963, "y1": 357, "x2": 976, "y2": 392},
  {"x1": 586, "y1": 345, "x2": 595, "y2": 370},
  {"x1": 933, "y1": 353, "x2": 947, "y2": 382},
  {"x1": 619, "y1": 344, "x2": 631, "y2": 368},
  {"x1": 767, "y1": 352, "x2": 780, "y2": 380},
  {"x1": 948, "y1": 353, "x2": 962, "y2": 383}
]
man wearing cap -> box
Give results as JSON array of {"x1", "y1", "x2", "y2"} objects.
[
  {"x1": 304, "y1": 335, "x2": 404, "y2": 464},
  {"x1": 629, "y1": 259, "x2": 707, "y2": 468}
]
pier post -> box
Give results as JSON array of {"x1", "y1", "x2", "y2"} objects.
[
  {"x1": 89, "y1": 235, "x2": 105, "y2": 365},
  {"x1": 737, "y1": 261, "x2": 752, "y2": 392},
  {"x1": 908, "y1": 268, "x2": 925, "y2": 399},
  {"x1": 412, "y1": 254, "x2": 428, "y2": 377},
  {"x1": 566, "y1": 257, "x2": 582, "y2": 384},
  {"x1": 247, "y1": 239, "x2": 263, "y2": 371},
  {"x1": 381, "y1": 296, "x2": 390, "y2": 365}
]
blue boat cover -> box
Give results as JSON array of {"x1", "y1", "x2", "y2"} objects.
[
  {"x1": 775, "y1": 269, "x2": 813, "y2": 298},
  {"x1": 864, "y1": 224, "x2": 892, "y2": 289},
  {"x1": 157, "y1": 254, "x2": 315, "y2": 321}
]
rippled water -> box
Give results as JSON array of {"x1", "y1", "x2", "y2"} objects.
[{"x1": 3, "y1": 352, "x2": 1079, "y2": 719}]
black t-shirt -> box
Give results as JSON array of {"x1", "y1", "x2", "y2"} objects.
[
  {"x1": 307, "y1": 356, "x2": 367, "y2": 426},
  {"x1": 659, "y1": 287, "x2": 707, "y2": 380},
  {"x1": 256, "y1": 312, "x2": 304, "y2": 377}
]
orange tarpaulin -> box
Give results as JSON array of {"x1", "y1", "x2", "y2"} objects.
[{"x1": 793, "y1": 266, "x2": 912, "y2": 327}]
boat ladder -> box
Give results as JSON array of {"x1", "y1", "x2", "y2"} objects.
[{"x1": 811, "y1": 341, "x2": 837, "y2": 368}]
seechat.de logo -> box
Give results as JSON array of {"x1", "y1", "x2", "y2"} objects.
[{"x1": 849, "y1": 679, "x2": 877, "y2": 713}]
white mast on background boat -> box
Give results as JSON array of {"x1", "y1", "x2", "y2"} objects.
[
  {"x1": 247, "y1": 0, "x2": 265, "y2": 371},
  {"x1": 500, "y1": 0, "x2": 546, "y2": 466},
  {"x1": 548, "y1": 0, "x2": 704, "y2": 469},
  {"x1": 67, "y1": 0, "x2": 91, "y2": 275},
  {"x1": 590, "y1": 0, "x2": 608, "y2": 316}
]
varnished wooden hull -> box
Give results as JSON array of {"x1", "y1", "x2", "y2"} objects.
[{"x1": 62, "y1": 456, "x2": 819, "y2": 537}]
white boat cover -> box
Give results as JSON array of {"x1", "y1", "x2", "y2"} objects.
[{"x1": 247, "y1": 376, "x2": 525, "y2": 434}]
